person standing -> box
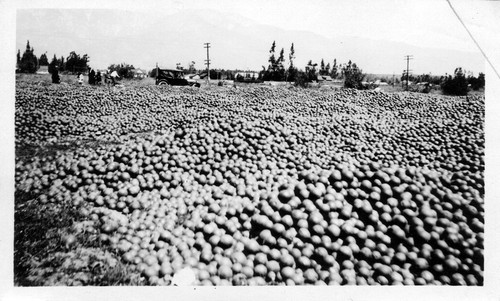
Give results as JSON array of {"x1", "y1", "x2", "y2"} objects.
[
  {"x1": 95, "y1": 71, "x2": 102, "y2": 85},
  {"x1": 52, "y1": 67, "x2": 60, "y2": 84},
  {"x1": 110, "y1": 70, "x2": 119, "y2": 85},
  {"x1": 77, "y1": 73, "x2": 84, "y2": 85},
  {"x1": 89, "y1": 69, "x2": 96, "y2": 85}
]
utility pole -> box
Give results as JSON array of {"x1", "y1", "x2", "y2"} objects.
[
  {"x1": 404, "y1": 55, "x2": 413, "y2": 91},
  {"x1": 204, "y1": 42, "x2": 211, "y2": 86}
]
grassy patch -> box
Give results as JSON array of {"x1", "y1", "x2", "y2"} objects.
[
  {"x1": 14, "y1": 139, "x2": 145, "y2": 286},
  {"x1": 14, "y1": 188, "x2": 145, "y2": 286}
]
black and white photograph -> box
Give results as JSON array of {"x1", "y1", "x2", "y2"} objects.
[{"x1": 1, "y1": 0, "x2": 500, "y2": 300}]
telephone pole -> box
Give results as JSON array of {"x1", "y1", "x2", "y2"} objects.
[
  {"x1": 204, "y1": 43, "x2": 211, "y2": 86},
  {"x1": 404, "y1": 55, "x2": 413, "y2": 91}
]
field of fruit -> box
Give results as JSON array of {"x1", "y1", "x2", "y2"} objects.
[{"x1": 14, "y1": 82, "x2": 484, "y2": 286}]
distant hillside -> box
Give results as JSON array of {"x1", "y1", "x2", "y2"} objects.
[{"x1": 16, "y1": 9, "x2": 484, "y2": 74}]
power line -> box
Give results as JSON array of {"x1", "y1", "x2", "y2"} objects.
[
  {"x1": 204, "y1": 42, "x2": 211, "y2": 86},
  {"x1": 404, "y1": 55, "x2": 413, "y2": 91},
  {"x1": 446, "y1": 0, "x2": 499, "y2": 80}
]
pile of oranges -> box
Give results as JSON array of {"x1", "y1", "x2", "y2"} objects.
[{"x1": 15, "y1": 83, "x2": 484, "y2": 285}]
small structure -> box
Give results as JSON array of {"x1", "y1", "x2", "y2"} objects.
[
  {"x1": 235, "y1": 71, "x2": 260, "y2": 83},
  {"x1": 36, "y1": 66, "x2": 49, "y2": 74},
  {"x1": 317, "y1": 75, "x2": 333, "y2": 82},
  {"x1": 235, "y1": 72, "x2": 259, "y2": 81},
  {"x1": 132, "y1": 69, "x2": 147, "y2": 79}
]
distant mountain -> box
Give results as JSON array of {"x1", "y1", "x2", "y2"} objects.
[{"x1": 16, "y1": 9, "x2": 484, "y2": 74}]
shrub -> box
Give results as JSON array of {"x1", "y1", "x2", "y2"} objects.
[
  {"x1": 441, "y1": 67, "x2": 468, "y2": 96},
  {"x1": 343, "y1": 61, "x2": 365, "y2": 90},
  {"x1": 468, "y1": 73, "x2": 485, "y2": 91},
  {"x1": 294, "y1": 71, "x2": 309, "y2": 88}
]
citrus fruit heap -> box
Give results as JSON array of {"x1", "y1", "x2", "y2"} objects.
[{"x1": 15, "y1": 83, "x2": 484, "y2": 285}]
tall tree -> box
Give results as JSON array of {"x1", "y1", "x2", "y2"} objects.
[
  {"x1": 287, "y1": 43, "x2": 297, "y2": 82},
  {"x1": 60, "y1": 56, "x2": 65, "y2": 71},
  {"x1": 39, "y1": 53, "x2": 49, "y2": 66},
  {"x1": 16, "y1": 50, "x2": 21, "y2": 68},
  {"x1": 19, "y1": 40, "x2": 38, "y2": 73},
  {"x1": 331, "y1": 59, "x2": 338, "y2": 79},
  {"x1": 305, "y1": 60, "x2": 318, "y2": 82},
  {"x1": 268, "y1": 41, "x2": 276, "y2": 69},
  {"x1": 275, "y1": 48, "x2": 286, "y2": 81},
  {"x1": 320, "y1": 59, "x2": 325, "y2": 75},
  {"x1": 278, "y1": 48, "x2": 285, "y2": 65},
  {"x1": 48, "y1": 54, "x2": 58, "y2": 74}
]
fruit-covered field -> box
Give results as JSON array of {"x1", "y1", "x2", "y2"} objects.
[{"x1": 14, "y1": 82, "x2": 484, "y2": 286}]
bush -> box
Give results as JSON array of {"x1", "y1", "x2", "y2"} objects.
[
  {"x1": 294, "y1": 71, "x2": 309, "y2": 88},
  {"x1": 287, "y1": 67, "x2": 298, "y2": 83},
  {"x1": 441, "y1": 68, "x2": 468, "y2": 96},
  {"x1": 65, "y1": 51, "x2": 89, "y2": 74},
  {"x1": 343, "y1": 61, "x2": 365, "y2": 90},
  {"x1": 468, "y1": 73, "x2": 485, "y2": 91}
]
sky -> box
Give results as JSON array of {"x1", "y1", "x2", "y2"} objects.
[
  {"x1": 13, "y1": 1, "x2": 500, "y2": 74},
  {"x1": 174, "y1": 0, "x2": 489, "y2": 52}
]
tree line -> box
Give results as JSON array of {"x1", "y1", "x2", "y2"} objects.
[
  {"x1": 16, "y1": 40, "x2": 90, "y2": 74},
  {"x1": 257, "y1": 41, "x2": 485, "y2": 94},
  {"x1": 440, "y1": 68, "x2": 485, "y2": 96},
  {"x1": 400, "y1": 68, "x2": 485, "y2": 95},
  {"x1": 257, "y1": 41, "x2": 365, "y2": 88},
  {"x1": 16, "y1": 39, "x2": 485, "y2": 94}
]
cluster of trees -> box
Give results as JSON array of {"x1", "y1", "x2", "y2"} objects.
[
  {"x1": 257, "y1": 41, "x2": 365, "y2": 88},
  {"x1": 17, "y1": 41, "x2": 38, "y2": 73},
  {"x1": 441, "y1": 68, "x2": 485, "y2": 96},
  {"x1": 255, "y1": 41, "x2": 485, "y2": 93},
  {"x1": 467, "y1": 72, "x2": 485, "y2": 91},
  {"x1": 401, "y1": 70, "x2": 444, "y2": 85},
  {"x1": 108, "y1": 63, "x2": 135, "y2": 79},
  {"x1": 342, "y1": 61, "x2": 365, "y2": 89},
  {"x1": 47, "y1": 51, "x2": 89, "y2": 74},
  {"x1": 317, "y1": 59, "x2": 339, "y2": 78},
  {"x1": 16, "y1": 40, "x2": 90, "y2": 74},
  {"x1": 48, "y1": 55, "x2": 66, "y2": 74},
  {"x1": 65, "y1": 52, "x2": 90, "y2": 74},
  {"x1": 259, "y1": 41, "x2": 288, "y2": 81},
  {"x1": 255, "y1": 41, "x2": 488, "y2": 94},
  {"x1": 399, "y1": 68, "x2": 485, "y2": 95},
  {"x1": 147, "y1": 42, "x2": 366, "y2": 88}
]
